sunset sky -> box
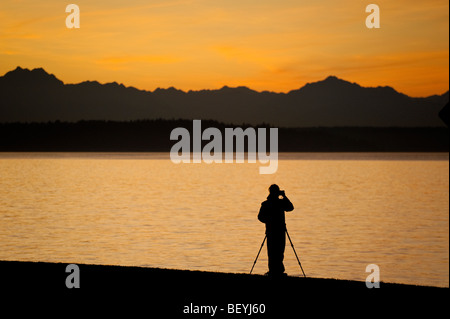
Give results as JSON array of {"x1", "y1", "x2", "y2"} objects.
[{"x1": 0, "y1": 0, "x2": 448, "y2": 97}]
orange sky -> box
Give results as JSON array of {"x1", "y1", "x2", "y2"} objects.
[{"x1": 0, "y1": 0, "x2": 448, "y2": 97}]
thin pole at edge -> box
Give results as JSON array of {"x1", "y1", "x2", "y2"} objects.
[
  {"x1": 286, "y1": 229, "x2": 307, "y2": 278},
  {"x1": 250, "y1": 235, "x2": 267, "y2": 274}
]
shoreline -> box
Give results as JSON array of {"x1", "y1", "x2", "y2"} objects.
[
  {"x1": 1, "y1": 260, "x2": 447, "y2": 316},
  {"x1": 1, "y1": 260, "x2": 445, "y2": 290},
  {"x1": 1, "y1": 122, "x2": 448, "y2": 152}
]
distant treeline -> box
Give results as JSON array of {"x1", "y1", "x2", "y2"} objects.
[{"x1": 0, "y1": 120, "x2": 448, "y2": 152}]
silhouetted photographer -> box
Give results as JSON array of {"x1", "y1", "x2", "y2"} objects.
[{"x1": 257, "y1": 184, "x2": 294, "y2": 276}]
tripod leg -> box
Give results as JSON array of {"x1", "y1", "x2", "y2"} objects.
[
  {"x1": 285, "y1": 229, "x2": 306, "y2": 278},
  {"x1": 250, "y1": 235, "x2": 267, "y2": 274}
]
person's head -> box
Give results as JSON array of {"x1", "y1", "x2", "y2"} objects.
[{"x1": 269, "y1": 184, "x2": 280, "y2": 195}]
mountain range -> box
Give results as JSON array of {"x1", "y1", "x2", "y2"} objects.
[{"x1": 0, "y1": 67, "x2": 448, "y2": 127}]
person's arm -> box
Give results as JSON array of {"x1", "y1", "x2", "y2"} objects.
[{"x1": 281, "y1": 192, "x2": 294, "y2": 212}]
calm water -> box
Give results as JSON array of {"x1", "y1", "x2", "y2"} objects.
[{"x1": 0, "y1": 153, "x2": 448, "y2": 287}]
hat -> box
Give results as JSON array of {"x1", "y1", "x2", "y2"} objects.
[{"x1": 269, "y1": 184, "x2": 280, "y2": 195}]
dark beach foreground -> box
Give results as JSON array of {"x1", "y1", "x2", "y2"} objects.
[{"x1": 1, "y1": 260, "x2": 447, "y2": 317}]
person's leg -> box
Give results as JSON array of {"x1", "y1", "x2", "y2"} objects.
[
  {"x1": 267, "y1": 233, "x2": 275, "y2": 274},
  {"x1": 267, "y1": 231, "x2": 286, "y2": 275},
  {"x1": 279, "y1": 231, "x2": 286, "y2": 274}
]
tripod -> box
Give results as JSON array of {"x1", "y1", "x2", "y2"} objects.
[{"x1": 250, "y1": 229, "x2": 306, "y2": 278}]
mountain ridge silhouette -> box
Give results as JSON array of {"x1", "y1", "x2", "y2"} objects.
[{"x1": 0, "y1": 66, "x2": 448, "y2": 126}]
